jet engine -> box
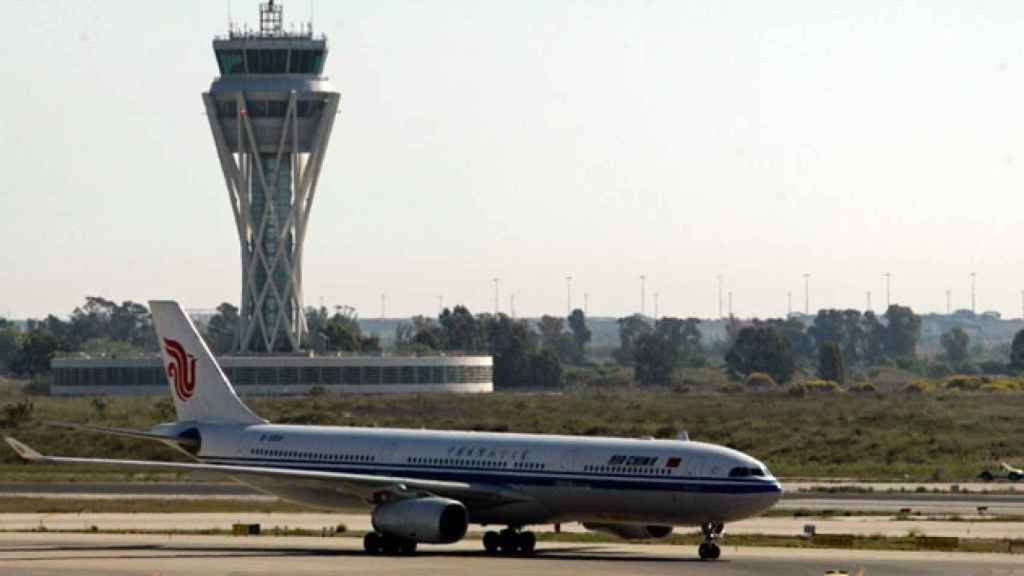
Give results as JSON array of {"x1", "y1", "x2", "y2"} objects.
[
  {"x1": 371, "y1": 497, "x2": 468, "y2": 544},
  {"x1": 583, "y1": 523, "x2": 673, "y2": 540}
]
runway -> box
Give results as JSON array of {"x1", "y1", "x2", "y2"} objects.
[
  {"x1": 1, "y1": 533, "x2": 1021, "y2": 576},
  {"x1": 3, "y1": 511, "x2": 1024, "y2": 540}
]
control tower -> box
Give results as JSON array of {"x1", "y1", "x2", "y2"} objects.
[{"x1": 203, "y1": 1, "x2": 339, "y2": 352}]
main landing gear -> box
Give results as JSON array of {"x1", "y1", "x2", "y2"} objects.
[
  {"x1": 363, "y1": 532, "x2": 417, "y2": 555},
  {"x1": 698, "y1": 522, "x2": 723, "y2": 561},
  {"x1": 482, "y1": 527, "x2": 536, "y2": 555}
]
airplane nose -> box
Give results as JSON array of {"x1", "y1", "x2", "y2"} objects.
[{"x1": 767, "y1": 480, "x2": 783, "y2": 506}]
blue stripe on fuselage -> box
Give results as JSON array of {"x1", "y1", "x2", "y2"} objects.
[{"x1": 201, "y1": 456, "x2": 782, "y2": 494}]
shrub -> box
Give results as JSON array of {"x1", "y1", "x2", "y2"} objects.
[
  {"x1": 945, "y1": 375, "x2": 984, "y2": 391},
  {"x1": 849, "y1": 382, "x2": 879, "y2": 394},
  {"x1": 800, "y1": 379, "x2": 842, "y2": 393},
  {"x1": 903, "y1": 380, "x2": 934, "y2": 394},
  {"x1": 744, "y1": 372, "x2": 776, "y2": 389},
  {"x1": 979, "y1": 379, "x2": 1023, "y2": 393}
]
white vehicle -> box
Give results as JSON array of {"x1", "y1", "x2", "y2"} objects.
[
  {"x1": 979, "y1": 462, "x2": 1024, "y2": 482},
  {"x1": 6, "y1": 301, "x2": 782, "y2": 560}
]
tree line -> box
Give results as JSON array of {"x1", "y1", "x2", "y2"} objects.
[{"x1": 7, "y1": 297, "x2": 1024, "y2": 391}]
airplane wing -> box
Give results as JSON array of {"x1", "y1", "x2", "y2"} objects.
[{"x1": 4, "y1": 437, "x2": 527, "y2": 506}]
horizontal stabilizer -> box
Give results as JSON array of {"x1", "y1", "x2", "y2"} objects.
[
  {"x1": 5, "y1": 437, "x2": 45, "y2": 462},
  {"x1": 45, "y1": 421, "x2": 198, "y2": 449}
]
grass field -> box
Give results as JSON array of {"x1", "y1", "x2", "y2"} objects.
[{"x1": 2, "y1": 383, "x2": 1023, "y2": 481}]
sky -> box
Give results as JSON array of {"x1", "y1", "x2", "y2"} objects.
[{"x1": 3, "y1": 0, "x2": 1024, "y2": 320}]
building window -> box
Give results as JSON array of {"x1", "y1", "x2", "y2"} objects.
[
  {"x1": 322, "y1": 367, "x2": 341, "y2": 385},
  {"x1": 343, "y1": 366, "x2": 362, "y2": 385},
  {"x1": 216, "y1": 50, "x2": 245, "y2": 74}
]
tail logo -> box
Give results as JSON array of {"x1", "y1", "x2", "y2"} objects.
[{"x1": 163, "y1": 338, "x2": 197, "y2": 402}]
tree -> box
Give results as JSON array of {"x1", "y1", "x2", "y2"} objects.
[
  {"x1": 613, "y1": 314, "x2": 652, "y2": 365},
  {"x1": 406, "y1": 316, "x2": 443, "y2": 351},
  {"x1": 480, "y1": 314, "x2": 535, "y2": 388},
  {"x1": 529, "y1": 349, "x2": 562, "y2": 388},
  {"x1": 765, "y1": 317, "x2": 814, "y2": 363},
  {"x1": 861, "y1": 311, "x2": 885, "y2": 365},
  {"x1": 654, "y1": 317, "x2": 705, "y2": 367},
  {"x1": 439, "y1": 306, "x2": 482, "y2": 352},
  {"x1": 321, "y1": 307, "x2": 379, "y2": 353},
  {"x1": 11, "y1": 326, "x2": 60, "y2": 376},
  {"x1": 0, "y1": 319, "x2": 18, "y2": 373},
  {"x1": 940, "y1": 327, "x2": 970, "y2": 366},
  {"x1": 634, "y1": 332, "x2": 676, "y2": 385},
  {"x1": 537, "y1": 316, "x2": 564, "y2": 348},
  {"x1": 1010, "y1": 329, "x2": 1024, "y2": 372},
  {"x1": 725, "y1": 323, "x2": 795, "y2": 384},
  {"x1": 809, "y1": 309, "x2": 845, "y2": 353},
  {"x1": 883, "y1": 305, "x2": 921, "y2": 359},
  {"x1": 817, "y1": 341, "x2": 845, "y2": 383},
  {"x1": 205, "y1": 302, "x2": 240, "y2": 353},
  {"x1": 567, "y1": 309, "x2": 592, "y2": 360}
]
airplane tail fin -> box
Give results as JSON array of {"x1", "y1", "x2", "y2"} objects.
[{"x1": 149, "y1": 300, "x2": 265, "y2": 425}]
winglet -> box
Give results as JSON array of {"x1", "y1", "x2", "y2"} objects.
[{"x1": 4, "y1": 437, "x2": 46, "y2": 462}]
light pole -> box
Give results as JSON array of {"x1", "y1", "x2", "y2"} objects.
[
  {"x1": 566, "y1": 275, "x2": 573, "y2": 316},
  {"x1": 381, "y1": 293, "x2": 386, "y2": 319},
  {"x1": 640, "y1": 275, "x2": 647, "y2": 316},
  {"x1": 654, "y1": 292, "x2": 659, "y2": 321},
  {"x1": 787, "y1": 291, "x2": 792, "y2": 316},
  {"x1": 492, "y1": 277, "x2": 499, "y2": 314},
  {"x1": 438, "y1": 294, "x2": 444, "y2": 316},
  {"x1": 946, "y1": 290, "x2": 951, "y2": 315},
  {"x1": 866, "y1": 291, "x2": 871, "y2": 312},
  {"x1": 728, "y1": 291, "x2": 733, "y2": 317},
  {"x1": 510, "y1": 294, "x2": 516, "y2": 318},
  {"x1": 803, "y1": 273, "x2": 810, "y2": 315}
]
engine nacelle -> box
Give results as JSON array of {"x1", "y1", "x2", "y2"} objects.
[
  {"x1": 583, "y1": 523, "x2": 673, "y2": 540},
  {"x1": 371, "y1": 497, "x2": 468, "y2": 544}
]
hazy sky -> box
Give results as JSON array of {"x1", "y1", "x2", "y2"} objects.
[{"x1": 4, "y1": 0, "x2": 1024, "y2": 320}]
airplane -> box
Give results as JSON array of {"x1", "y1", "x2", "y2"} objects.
[{"x1": 5, "y1": 300, "x2": 782, "y2": 561}]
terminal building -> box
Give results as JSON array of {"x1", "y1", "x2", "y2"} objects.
[
  {"x1": 52, "y1": 354, "x2": 493, "y2": 396},
  {"x1": 55, "y1": 1, "x2": 493, "y2": 396}
]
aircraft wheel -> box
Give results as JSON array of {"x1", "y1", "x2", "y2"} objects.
[
  {"x1": 381, "y1": 535, "x2": 401, "y2": 555},
  {"x1": 698, "y1": 542, "x2": 721, "y2": 560},
  {"x1": 483, "y1": 530, "x2": 500, "y2": 553},
  {"x1": 517, "y1": 531, "x2": 536, "y2": 554},
  {"x1": 363, "y1": 532, "x2": 383, "y2": 554},
  {"x1": 499, "y1": 529, "x2": 520, "y2": 554},
  {"x1": 398, "y1": 540, "x2": 418, "y2": 555}
]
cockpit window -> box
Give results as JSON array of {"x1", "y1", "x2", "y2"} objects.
[{"x1": 729, "y1": 466, "x2": 766, "y2": 478}]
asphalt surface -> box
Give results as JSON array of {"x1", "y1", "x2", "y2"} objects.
[
  {"x1": 1, "y1": 533, "x2": 1022, "y2": 576},
  {"x1": 5, "y1": 511, "x2": 1024, "y2": 539}
]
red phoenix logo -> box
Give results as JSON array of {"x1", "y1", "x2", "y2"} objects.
[{"x1": 163, "y1": 338, "x2": 197, "y2": 402}]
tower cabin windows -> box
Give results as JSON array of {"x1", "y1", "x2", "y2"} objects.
[
  {"x1": 215, "y1": 48, "x2": 326, "y2": 76},
  {"x1": 217, "y1": 50, "x2": 245, "y2": 75},
  {"x1": 214, "y1": 99, "x2": 326, "y2": 118}
]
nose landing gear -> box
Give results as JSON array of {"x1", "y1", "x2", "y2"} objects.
[
  {"x1": 482, "y1": 527, "x2": 536, "y2": 555},
  {"x1": 698, "y1": 522, "x2": 724, "y2": 560}
]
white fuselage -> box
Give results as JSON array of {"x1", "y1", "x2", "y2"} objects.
[{"x1": 181, "y1": 422, "x2": 782, "y2": 528}]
